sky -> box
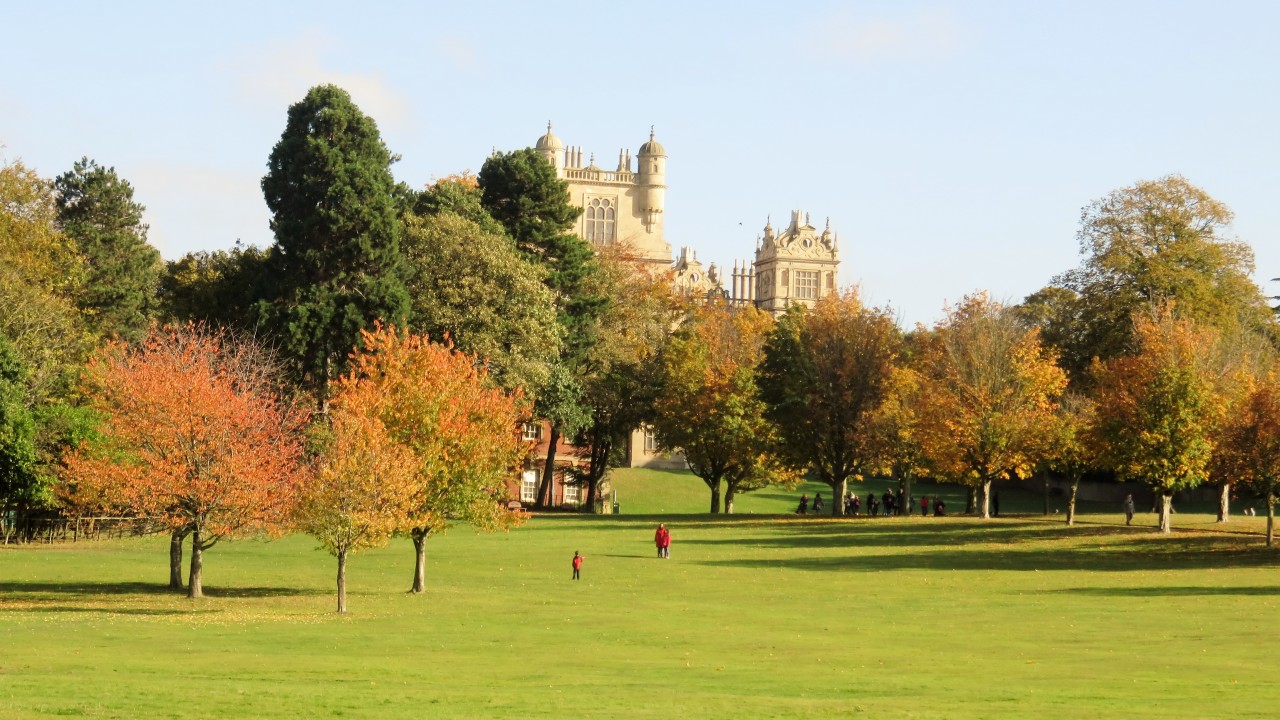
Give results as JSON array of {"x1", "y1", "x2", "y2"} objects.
[{"x1": 3, "y1": 1, "x2": 1278, "y2": 327}]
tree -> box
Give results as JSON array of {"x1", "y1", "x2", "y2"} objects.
[
  {"x1": 401, "y1": 210, "x2": 562, "y2": 395},
  {"x1": 914, "y1": 294, "x2": 1067, "y2": 519},
  {"x1": 337, "y1": 325, "x2": 527, "y2": 594},
  {"x1": 63, "y1": 325, "x2": 307, "y2": 597},
  {"x1": 159, "y1": 242, "x2": 272, "y2": 330},
  {"x1": 571, "y1": 247, "x2": 684, "y2": 510},
  {"x1": 296, "y1": 406, "x2": 423, "y2": 613},
  {"x1": 1042, "y1": 392, "x2": 1098, "y2": 526},
  {"x1": 653, "y1": 301, "x2": 795, "y2": 513},
  {"x1": 1056, "y1": 175, "x2": 1276, "y2": 375},
  {"x1": 1215, "y1": 367, "x2": 1280, "y2": 545},
  {"x1": 1092, "y1": 310, "x2": 1226, "y2": 533},
  {"x1": 259, "y1": 84, "x2": 410, "y2": 411},
  {"x1": 54, "y1": 158, "x2": 161, "y2": 342},
  {"x1": 0, "y1": 336, "x2": 39, "y2": 541},
  {"x1": 479, "y1": 148, "x2": 602, "y2": 508},
  {"x1": 758, "y1": 290, "x2": 903, "y2": 515},
  {"x1": 865, "y1": 362, "x2": 928, "y2": 513}
]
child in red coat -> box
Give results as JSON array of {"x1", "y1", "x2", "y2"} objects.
[{"x1": 572, "y1": 551, "x2": 585, "y2": 580}]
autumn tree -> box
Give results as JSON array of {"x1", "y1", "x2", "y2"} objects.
[
  {"x1": 338, "y1": 325, "x2": 528, "y2": 594},
  {"x1": 1042, "y1": 392, "x2": 1098, "y2": 526},
  {"x1": 1215, "y1": 367, "x2": 1280, "y2": 545},
  {"x1": 54, "y1": 158, "x2": 161, "y2": 342},
  {"x1": 653, "y1": 301, "x2": 794, "y2": 513},
  {"x1": 1092, "y1": 310, "x2": 1226, "y2": 533},
  {"x1": 758, "y1": 290, "x2": 902, "y2": 515},
  {"x1": 296, "y1": 407, "x2": 423, "y2": 613},
  {"x1": 63, "y1": 325, "x2": 307, "y2": 597},
  {"x1": 259, "y1": 84, "x2": 410, "y2": 411},
  {"x1": 479, "y1": 148, "x2": 602, "y2": 508},
  {"x1": 865, "y1": 362, "x2": 928, "y2": 513},
  {"x1": 1053, "y1": 175, "x2": 1276, "y2": 376},
  {"x1": 914, "y1": 294, "x2": 1067, "y2": 519}
]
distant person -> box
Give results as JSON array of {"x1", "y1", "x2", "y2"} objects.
[
  {"x1": 852, "y1": 494, "x2": 861, "y2": 515},
  {"x1": 655, "y1": 523, "x2": 671, "y2": 558},
  {"x1": 845, "y1": 493, "x2": 856, "y2": 515},
  {"x1": 895, "y1": 488, "x2": 905, "y2": 516},
  {"x1": 868, "y1": 495, "x2": 879, "y2": 517},
  {"x1": 813, "y1": 493, "x2": 824, "y2": 514},
  {"x1": 921, "y1": 495, "x2": 929, "y2": 517},
  {"x1": 796, "y1": 494, "x2": 809, "y2": 515},
  {"x1": 1123, "y1": 494, "x2": 1135, "y2": 526},
  {"x1": 992, "y1": 492, "x2": 1000, "y2": 517},
  {"x1": 882, "y1": 491, "x2": 894, "y2": 516},
  {"x1": 572, "y1": 551, "x2": 585, "y2": 580},
  {"x1": 934, "y1": 498, "x2": 946, "y2": 517}
]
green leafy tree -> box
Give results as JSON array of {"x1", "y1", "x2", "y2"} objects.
[
  {"x1": 401, "y1": 210, "x2": 561, "y2": 395},
  {"x1": 54, "y1": 158, "x2": 161, "y2": 342},
  {"x1": 259, "y1": 84, "x2": 410, "y2": 410},
  {"x1": 1093, "y1": 309, "x2": 1226, "y2": 533},
  {"x1": 758, "y1": 290, "x2": 903, "y2": 515},
  {"x1": 0, "y1": 336, "x2": 40, "y2": 540},
  {"x1": 479, "y1": 148, "x2": 602, "y2": 507},
  {"x1": 654, "y1": 301, "x2": 796, "y2": 513},
  {"x1": 1055, "y1": 175, "x2": 1275, "y2": 375},
  {"x1": 159, "y1": 242, "x2": 272, "y2": 329}
]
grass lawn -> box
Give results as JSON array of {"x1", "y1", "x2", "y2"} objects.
[{"x1": 3, "y1": 469, "x2": 1279, "y2": 719}]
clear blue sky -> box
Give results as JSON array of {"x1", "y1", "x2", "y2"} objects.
[{"x1": 3, "y1": 1, "x2": 1277, "y2": 326}]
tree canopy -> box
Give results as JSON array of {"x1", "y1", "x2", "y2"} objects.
[{"x1": 259, "y1": 84, "x2": 410, "y2": 409}]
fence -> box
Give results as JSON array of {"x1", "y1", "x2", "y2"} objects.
[{"x1": 1, "y1": 513, "x2": 154, "y2": 545}]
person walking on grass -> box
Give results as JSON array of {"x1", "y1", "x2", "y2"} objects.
[
  {"x1": 1123, "y1": 494, "x2": 1135, "y2": 526},
  {"x1": 572, "y1": 551, "x2": 585, "y2": 580},
  {"x1": 813, "y1": 493, "x2": 824, "y2": 514},
  {"x1": 655, "y1": 523, "x2": 671, "y2": 559},
  {"x1": 921, "y1": 495, "x2": 929, "y2": 517}
]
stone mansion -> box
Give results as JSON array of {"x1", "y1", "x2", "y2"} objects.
[{"x1": 518, "y1": 123, "x2": 842, "y2": 506}]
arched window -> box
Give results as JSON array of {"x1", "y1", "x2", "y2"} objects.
[{"x1": 584, "y1": 197, "x2": 616, "y2": 243}]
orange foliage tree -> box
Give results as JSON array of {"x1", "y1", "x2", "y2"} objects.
[
  {"x1": 63, "y1": 325, "x2": 307, "y2": 597},
  {"x1": 337, "y1": 325, "x2": 529, "y2": 594},
  {"x1": 914, "y1": 294, "x2": 1067, "y2": 519},
  {"x1": 295, "y1": 406, "x2": 424, "y2": 613},
  {"x1": 1092, "y1": 310, "x2": 1226, "y2": 533},
  {"x1": 1210, "y1": 367, "x2": 1280, "y2": 545},
  {"x1": 653, "y1": 301, "x2": 797, "y2": 513}
]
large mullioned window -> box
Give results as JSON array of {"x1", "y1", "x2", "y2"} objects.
[
  {"x1": 584, "y1": 197, "x2": 616, "y2": 243},
  {"x1": 794, "y1": 270, "x2": 820, "y2": 299}
]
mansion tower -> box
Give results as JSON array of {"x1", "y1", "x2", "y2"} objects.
[{"x1": 533, "y1": 123, "x2": 840, "y2": 312}]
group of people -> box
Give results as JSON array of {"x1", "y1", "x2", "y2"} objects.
[
  {"x1": 572, "y1": 522, "x2": 675, "y2": 580},
  {"x1": 798, "y1": 490, "x2": 948, "y2": 517}
]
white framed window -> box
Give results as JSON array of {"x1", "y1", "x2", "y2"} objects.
[
  {"x1": 520, "y1": 470, "x2": 538, "y2": 503},
  {"x1": 562, "y1": 477, "x2": 580, "y2": 505},
  {"x1": 522, "y1": 423, "x2": 542, "y2": 442},
  {"x1": 584, "y1": 197, "x2": 616, "y2": 244},
  {"x1": 644, "y1": 428, "x2": 659, "y2": 453},
  {"x1": 795, "y1": 270, "x2": 820, "y2": 300}
]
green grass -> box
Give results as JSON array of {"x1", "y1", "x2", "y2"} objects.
[{"x1": 3, "y1": 470, "x2": 1280, "y2": 719}]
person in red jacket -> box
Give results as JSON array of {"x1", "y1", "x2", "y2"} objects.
[
  {"x1": 655, "y1": 523, "x2": 671, "y2": 559},
  {"x1": 572, "y1": 551, "x2": 585, "y2": 580}
]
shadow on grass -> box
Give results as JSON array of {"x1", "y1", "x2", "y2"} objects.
[
  {"x1": 1048, "y1": 585, "x2": 1280, "y2": 597},
  {"x1": 0, "y1": 604, "x2": 216, "y2": 616},
  {"x1": 0, "y1": 580, "x2": 322, "y2": 599}
]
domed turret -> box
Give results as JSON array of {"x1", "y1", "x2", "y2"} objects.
[
  {"x1": 637, "y1": 127, "x2": 666, "y2": 157},
  {"x1": 535, "y1": 121, "x2": 564, "y2": 169}
]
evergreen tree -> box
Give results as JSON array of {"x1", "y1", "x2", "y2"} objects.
[
  {"x1": 54, "y1": 158, "x2": 161, "y2": 342},
  {"x1": 259, "y1": 84, "x2": 410, "y2": 409},
  {"x1": 479, "y1": 149, "x2": 602, "y2": 507}
]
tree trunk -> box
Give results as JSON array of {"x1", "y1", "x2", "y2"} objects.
[
  {"x1": 708, "y1": 479, "x2": 721, "y2": 514},
  {"x1": 1043, "y1": 475, "x2": 1051, "y2": 515},
  {"x1": 336, "y1": 548, "x2": 348, "y2": 614},
  {"x1": 978, "y1": 480, "x2": 991, "y2": 519},
  {"x1": 187, "y1": 528, "x2": 204, "y2": 599},
  {"x1": 834, "y1": 477, "x2": 847, "y2": 517},
  {"x1": 585, "y1": 477, "x2": 598, "y2": 512},
  {"x1": 409, "y1": 528, "x2": 429, "y2": 594},
  {"x1": 724, "y1": 483, "x2": 736, "y2": 515},
  {"x1": 1158, "y1": 492, "x2": 1173, "y2": 533},
  {"x1": 169, "y1": 528, "x2": 187, "y2": 590},
  {"x1": 1217, "y1": 483, "x2": 1230, "y2": 523},
  {"x1": 1267, "y1": 492, "x2": 1275, "y2": 548},
  {"x1": 537, "y1": 424, "x2": 560, "y2": 509},
  {"x1": 966, "y1": 486, "x2": 976, "y2": 515},
  {"x1": 903, "y1": 473, "x2": 913, "y2": 516},
  {"x1": 1066, "y1": 475, "x2": 1080, "y2": 526}
]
